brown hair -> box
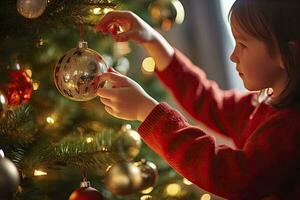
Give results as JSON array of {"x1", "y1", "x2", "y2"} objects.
[{"x1": 229, "y1": 0, "x2": 300, "y2": 109}]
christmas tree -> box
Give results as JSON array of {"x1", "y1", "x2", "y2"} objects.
[{"x1": 0, "y1": 0, "x2": 223, "y2": 199}]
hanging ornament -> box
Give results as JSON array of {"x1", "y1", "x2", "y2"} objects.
[
  {"x1": 112, "y1": 124, "x2": 141, "y2": 161},
  {"x1": 104, "y1": 159, "x2": 158, "y2": 196},
  {"x1": 0, "y1": 69, "x2": 33, "y2": 106},
  {"x1": 0, "y1": 90, "x2": 8, "y2": 116},
  {"x1": 104, "y1": 161, "x2": 142, "y2": 195},
  {"x1": 148, "y1": 0, "x2": 185, "y2": 31},
  {"x1": 16, "y1": 0, "x2": 48, "y2": 19},
  {"x1": 0, "y1": 150, "x2": 20, "y2": 199},
  {"x1": 135, "y1": 159, "x2": 158, "y2": 191},
  {"x1": 54, "y1": 41, "x2": 108, "y2": 101},
  {"x1": 69, "y1": 180, "x2": 103, "y2": 200}
]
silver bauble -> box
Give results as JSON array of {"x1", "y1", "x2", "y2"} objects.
[
  {"x1": 54, "y1": 41, "x2": 108, "y2": 101},
  {"x1": 16, "y1": 0, "x2": 48, "y2": 19},
  {"x1": 0, "y1": 157, "x2": 20, "y2": 199},
  {"x1": 113, "y1": 124, "x2": 141, "y2": 161}
]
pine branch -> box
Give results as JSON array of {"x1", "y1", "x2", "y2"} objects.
[
  {"x1": 20, "y1": 129, "x2": 124, "y2": 177},
  {"x1": 0, "y1": 105, "x2": 37, "y2": 143}
]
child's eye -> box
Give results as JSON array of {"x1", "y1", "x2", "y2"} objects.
[{"x1": 238, "y1": 42, "x2": 247, "y2": 48}]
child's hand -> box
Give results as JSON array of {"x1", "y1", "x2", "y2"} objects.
[
  {"x1": 97, "y1": 68, "x2": 158, "y2": 122},
  {"x1": 95, "y1": 10, "x2": 158, "y2": 44}
]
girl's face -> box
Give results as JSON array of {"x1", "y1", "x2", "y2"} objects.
[{"x1": 230, "y1": 18, "x2": 288, "y2": 95}]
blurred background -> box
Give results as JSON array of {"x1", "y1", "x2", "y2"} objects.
[{"x1": 0, "y1": 0, "x2": 243, "y2": 199}]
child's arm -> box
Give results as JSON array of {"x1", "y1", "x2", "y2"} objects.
[
  {"x1": 96, "y1": 10, "x2": 174, "y2": 71},
  {"x1": 96, "y1": 10, "x2": 257, "y2": 143},
  {"x1": 155, "y1": 48, "x2": 257, "y2": 145},
  {"x1": 138, "y1": 103, "x2": 299, "y2": 199}
]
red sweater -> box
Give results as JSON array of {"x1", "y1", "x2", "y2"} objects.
[{"x1": 138, "y1": 49, "x2": 300, "y2": 200}]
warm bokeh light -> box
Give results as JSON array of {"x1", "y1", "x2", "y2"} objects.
[
  {"x1": 46, "y1": 116, "x2": 55, "y2": 124},
  {"x1": 86, "y1": 137, "x2": 94, "y2": 143},
  {"x1": 172, "y1": 0, "x2": 185, "y2": 24},
  {"x1": 201, "y1": 193, "x2": 211, "y2": 200},
  {"x1": 165, "y1": 183, "x2": 181, "y2": 196},
  {"x1": 141, "y1": 187, "x2": 154, "y2": 194},
  {"x1": 142, "y1": 57, "x2": 156, "y2": 73},
  {"x1": 183, "y1": 178, "x2": 192, "y2": 185},
  {"x1": 34, "y1": 169, "x2": 47, "y2": 176},
  {"x1": 161, "y1": 19, "x2": 172, "y2": 31}
]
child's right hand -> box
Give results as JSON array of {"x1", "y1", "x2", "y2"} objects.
[{"x1": 95, "y1": 10, "x2": 158, "y2": 44}]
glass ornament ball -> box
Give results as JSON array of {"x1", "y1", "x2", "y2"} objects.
[
  {"x1": 16, "y1": 0, "x2": 48, "y2": 19},
  {"x1": 54, "y1": 41, "x2": 108, "y2": 101}
]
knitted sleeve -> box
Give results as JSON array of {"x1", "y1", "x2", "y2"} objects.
[{"x1": 155, "y1": 48, "x2": 257, "y2": 142}]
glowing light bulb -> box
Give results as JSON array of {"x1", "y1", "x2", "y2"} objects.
[
  {"x1": 34, "y1": 169, "x2": 47, "y2": 176},
  {"x1": 86, "y1": 137, "x2": 94, "y2": 143},
  {"x1": 141, "y1": 187, "x2": 154, "y2": 194},
  {"x1": 46, "y1": 116, "x2": 55, "y2": 124},
  {"x1": 165, "y1": 183, "x2": 181, "y2": 196},
  {"x1": 201, "y1": 193, "x2": 211, "y2": 200}
]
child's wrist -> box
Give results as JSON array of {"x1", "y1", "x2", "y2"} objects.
[{"x1": 138, "y1": 98, "x2": 159, "y2": 122}]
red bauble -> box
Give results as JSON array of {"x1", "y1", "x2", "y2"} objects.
[
  {"x1": 69, "y1": 185, "x2": 103, "y2": 200},
  {"x1": 3, "y1": 69, "x2": 33, "y2": 106}
]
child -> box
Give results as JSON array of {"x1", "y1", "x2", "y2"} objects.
[{"x1": 96, "y1": 0, "x2": 300, "y2": 199}]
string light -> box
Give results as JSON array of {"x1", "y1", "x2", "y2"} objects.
[
  {"x1": 46, "y1": 116, "x2": 55, "y2": 124},
  {"x1": 86, "y1": 137, "x2": 94, "y2": 143},
  {"x1": 141, "y1": 187, "x2": 154, "y2": 194},
  {"x1": 165, "y1": 183, "x2": 181, "y2": 196},
  {"x1": 34, "y1": 169, "x2": 47, "y2": 176},
  {"x1": 201, "y1": 193, "x2": 211, "y2": 200}
]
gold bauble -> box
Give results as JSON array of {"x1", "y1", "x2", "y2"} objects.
[
  {"x1": 112, "y1": 124, "x2": 141, "y2": 161},
  {"x1": 16, "y1": 0, "x2": 47, "y2": 19},
  {"x1": 148, "y1": 0, "x2": 185, "y2": 31}
]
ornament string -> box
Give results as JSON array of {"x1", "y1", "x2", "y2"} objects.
[{"x1": 79, "y1": 24, "x2": 85, "y2": 41}]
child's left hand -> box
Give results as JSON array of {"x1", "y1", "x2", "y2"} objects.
[{"x1": 97, "y1": 68, "x2": 159, "y2": 122}]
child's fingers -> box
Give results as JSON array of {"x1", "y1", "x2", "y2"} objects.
[
  {"x1": 97, "y1": 88, "x2": 117, "y2": 99},
  {"x1": 99, "y1": 72, "x2": 128, "y2": 87},
  {"x1": 104, "y1": 105, "x2": 115, "y2": 116},
  {"x1": 99, "y1": 97, "x2": 113, "y2": 107},
  {"x1": 112, "y1": 30, "x2": 135, "y2": 42},
  {"x1": 95, "y1": 11, "x2": 131, "y2": 32}
]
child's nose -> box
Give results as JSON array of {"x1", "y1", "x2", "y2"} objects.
[{"x1": 230, "y1": 48, "x2": 239, "y2": 64}]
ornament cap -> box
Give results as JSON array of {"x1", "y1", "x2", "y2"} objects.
[
  {"x1": 80, "y1": 180, "x2": 91, "y2": 188},
  {"x1": 78, "y1": 41, "x2": 88, "y2": 49}
]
